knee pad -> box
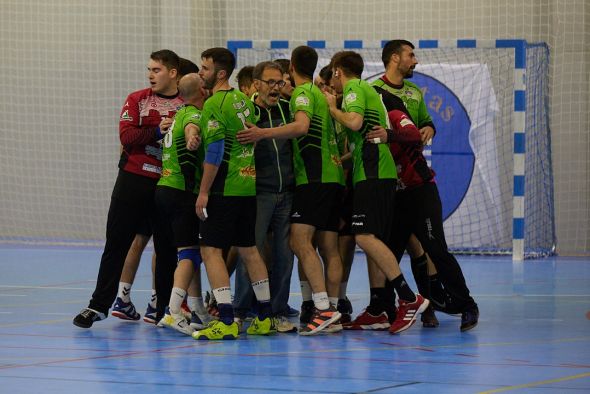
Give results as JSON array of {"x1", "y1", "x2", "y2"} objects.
[{"x1": 177, "y1": 248, "x2": 202, "y2": 271}]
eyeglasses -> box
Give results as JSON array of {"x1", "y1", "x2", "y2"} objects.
[{"x1": 257, "y1": 79, "x2": 286, "y2": 88}]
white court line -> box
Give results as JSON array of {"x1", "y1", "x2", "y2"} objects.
[
  {"x1": 0, "y1": 311, "x2": 13, "y2": 314},
  {"x1": 0, "y1": 294, "x2": 27, "y2": 297}
]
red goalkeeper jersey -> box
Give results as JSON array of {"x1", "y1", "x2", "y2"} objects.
[
  {"x1": 375, "y1": 86, "x2": 435, "y2": 190},
  {"x1": 118, "y1": 87, "x2": 184, "y2": 179}
]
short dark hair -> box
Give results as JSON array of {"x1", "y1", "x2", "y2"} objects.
[
  {"x1": 150, "y1": 49, "x2": 180, "y2": 72},
  {"x1": 273, "y1": 58, "x2": 290, "y2": 74},
  {"x1": 381, "y1": 40, "x2": 415, "y2": 67},
  {"x1": 178, "y1": 58, "x2": 199, "y2": 77},
  {"x1": 201, "y1": 47, "x2": 236, "y2": 78},
  {"x1": 291, "y1": 46, "x2": 317, "y2": 79},
  {"x1": 253, "y1": 61, "x2": 283, "y2": 80},
  {"x1": 319, "y1": 65, "x2": 332, "y2": 82},
  {"x1": 236, "y1": 65, "x2": 254, "y2": 88},
  {"x1": 331, "y1": 51, "x2": 364, "y2": 78}
]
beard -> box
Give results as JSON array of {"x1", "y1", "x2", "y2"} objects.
[{"x1": 203, "y1": 74, "x2": 217, "y2": 90}]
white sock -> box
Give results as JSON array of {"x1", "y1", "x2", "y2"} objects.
[
  {"x1": 252, "y1": 278, "x2": 271, "y2": 302},
  {"x1": 212, "y1": 287, "x2": 232, "y2": 305},
  {"x1": 188, "y1": 296, "x2": 207, "y2": 315},
  {"x1": 329, "y1": 297, "x2": 339, "y2": 308},
  {"x1": 300, "y1": 281, "x2": 312, "y2": 302},
  {"x1": 339, "y1": 281, "x2": 348, "y2": 299},
  {"x1": 149, "y1": 289, "x2": 157, "y2": 308},
  {"x1": 117, "y1": 282, "x2": 132, "y2": 303},
  {"x1": 312, "y1": 292, "x2": 330, "y2": 310},
  {"x1": 169, "y1": 287, "x2": 186, "y2": 315}
]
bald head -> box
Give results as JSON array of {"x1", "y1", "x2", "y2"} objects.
[{"x1": 178, "y1": 73, "x2": 203, "y2": 101}]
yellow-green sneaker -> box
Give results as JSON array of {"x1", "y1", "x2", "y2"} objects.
[
  {"x1": 246, "y1": 316, "x2": 277, "y2": 336},
  {"x1": 191, "y1": 320, "x2": 239, "y2": 340}
]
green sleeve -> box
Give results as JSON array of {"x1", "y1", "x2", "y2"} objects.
[
  {"x1": 290, "y1": 88, "x2": 314, "y2": 120},
  {"x1": 342, "y1": 83, "x2": 366, "y2": 116},
  {"x1": 416, "y1": 93, "x2": 433, "y2": 128}
]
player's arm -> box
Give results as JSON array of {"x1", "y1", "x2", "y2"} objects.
[
  {"x1": 324, "y1": 91, "x2": 363, "y2": 131},
  {"x1": 365, "y1": 110, "x2": 421, "y2": 144},
  {"x1": 236, "y1": 111, "x2": 309, "y2": 144},
  {"x1": 196, "y1": 139, "x2": 223, "y2": 221},
  {"x1": 417, "y1": 97, "x2": 436, "y2": 144},
  {"x1": 184, "y1": 123, "x2": 201, "y2": 151},
  {"x1": 119, "y1": 94, "x2": 161, "y2": 145}
]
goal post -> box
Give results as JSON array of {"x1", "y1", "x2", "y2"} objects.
[{"x1": 229, "y1": 38, "x2": 555, "y2": 260}]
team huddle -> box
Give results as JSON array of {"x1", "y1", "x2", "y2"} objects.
[{"x1": 73, "y1": 40, "x2": 479, "y2": 340}]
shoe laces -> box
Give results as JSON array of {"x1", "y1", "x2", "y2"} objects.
[{"x1": 80, "y1": 309, "x2": 95, "y2": 318}]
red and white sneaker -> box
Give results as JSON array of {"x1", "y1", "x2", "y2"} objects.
[
  {"x1": 389, "y1": 294, "x2": 429, "y2": 334},
  {"x1": 343, "y1": 308, "x2": 390, "y2": 330}
]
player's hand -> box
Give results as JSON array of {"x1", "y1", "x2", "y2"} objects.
[
  {"x1": 186, "y1": 130, "x2": 201, "y2": 151},
  {"x1": 323, "y1": 90, "x2": 337, "y2": 109},
  {"x1": 366, "y1": 125, "x2": 388, "y2": 144},
  {"x1": 236, "y1": 122, "x2": 263, "y2": 144},
  {"x1": 420, "y1": 126, "x2": 434, "y2": 145},
  {"x1": 196, "y1": 192, "x2": 209, "y2": 221},
  {"x1": 159, "y1": 117, "x2": 173, "y2": 134}
]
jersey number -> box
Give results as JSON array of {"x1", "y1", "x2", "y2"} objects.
[{"x1": 163, "y1": 120, "x2": 176, "y2": 148}]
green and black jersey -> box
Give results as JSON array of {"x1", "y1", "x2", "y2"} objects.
[
  {"x1": 290, "y1": 82, "x2": 344, "y2": 186},
  {"x1": 201, "y1": 88, "x2": 258, "y2": 196},
  {"x1": 342, "y1": 78, "x2": 397, "y2": 185},
  {"x1": 371, "y1": 77, "x2": 434, "y2": 130},
  {"x1": 158, "y1": 105, "x2": 203, "y2": 193}
]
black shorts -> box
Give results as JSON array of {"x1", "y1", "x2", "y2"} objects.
[
  {"x1": 291, "y1": 183, "x2": 343, "y2": 232},
  {"x1": 339, "y1": 185, "x2": 354, "y2": 236},
  {"x1": 199, "y1": 195, "x2": 257, "y2": 249},
  {"x1": 135, "y1": 216, "x2": 153, "y2": 237},
  {"x1": 154, "y1": 186, "x2": 199, "y2": 248},
  {"x1": 351, "y1": 179, "x2": 397, "y2": 241}
]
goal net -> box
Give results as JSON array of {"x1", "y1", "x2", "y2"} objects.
[{"x1": 235, "y1": 40, "x2": 554, "y2": 258}]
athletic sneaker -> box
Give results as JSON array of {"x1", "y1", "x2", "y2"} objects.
[
  {"x1": 389, "y1": 294, "x2": 429, "y2": 334},
  {"x1": 190, "y1": 311, "x2": 207, "y2": 330},
  {"x1": 273, "y1": 315, "x2": 297, "y2": 333},
  {"x1": 73, "y1": 308, "x2": 106, "y2": 328},
  {"x1": 421, "y1": 305, "x2": 439, "y2": 328},
  {"x1": 337, "y1": 298, "x2": 353, "y2": 325},
  {"x1": 343, "y1": 309, "x2": 390, "y2": 330},
  {"x1": 205, "y1": 291, "x2": 220, "y2": 319},
  {"x1": 234, "y1": 317, "x2": 245, "y2": 333},
  {"x1": 247, "y1": 316, "x2": 277, "y2": 336},
  {"x1": 158, "y1": 307, "x2": 194, "y2": 335},
  {"x1": 111, "y1": 297, "x2": 140, "y2": 321},
  {"x1": 143, "y1": 304, "x2": 158, "y2": 324},
  {"x1": 323, "y1": 318, "x2": 343, "y2": 334},
  {"x1": 192, "y1": 320, "x2": 239, "y2": 340},
  {"x1": 284, "y1": 305, "x2": 300, "y2": 318},
  {"x1": 180, "y1": 300, "x2": 192, "y2": 321},
  {"x1": 299, "y1": 300, "x2": 315, "y2": 324},
  {"x1": 299, "y1": 306, "x2": 341, "y2": 336},
  {"x1": 460, "y1": 305, "x2": 479, "y2": 332}
]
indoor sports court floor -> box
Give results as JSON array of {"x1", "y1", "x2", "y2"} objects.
[{"x1": 0, "y1": 245, "x2": 588, "y2": 393}]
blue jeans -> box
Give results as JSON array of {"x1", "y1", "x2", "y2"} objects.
[{"x1": 234, "y1": 191, "x2": 294, "y2": 317}]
